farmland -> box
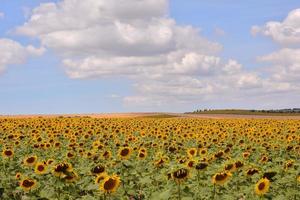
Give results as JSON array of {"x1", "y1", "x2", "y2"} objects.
[{"x1": 0, "y1": 117, "x2": 299, "y2": 200}]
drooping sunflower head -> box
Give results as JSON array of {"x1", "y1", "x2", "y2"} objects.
[
  {"x1": 64, "y1": 171, "x2": 79, "y2": 183},
  {"x1": 212, "y1": 171, "x2": 232, "y2": 185},
  {"x1": 224, "y1": 163, "x2": 236, "y2": 172},
  {"x1": 234, "y1": 161, "x2": 244, "y2": 169},
  {"x1": 195, "y1": 162, "x2": 208, "y2": 171},
  {"x1": 91, "y1": 165, "x2": 105, "y2": 175},
  {"x1": 99, "y1": 175, "x2": 121, "y2": 193},
  {"x1": 118, "y1": 147, "x2": 132, "y2": 159},
  {"x1": 20, "y1": 178, "x2": 37, "y2": 192},
  {"x1": 246, "y1": 168, "x2": 259, "y2": 176},
  {"x1": 255, "y1": 178, "x2": 270, "y2": 196},
  {"x1": 172, "y1": 168, "x2": 189, "y2": 183},
  {"x1": 263, "y1": 171, "x2": 277, "y2": 182},
  {"x1": 34, "y1": 162, "x2": 48, "y2": 175},
  {"x1": 23, "y1": 156, "x2": 38, "y2": 167},
  {"x1": 52, "y1": 162, "x2": 73, "y2": 177}
]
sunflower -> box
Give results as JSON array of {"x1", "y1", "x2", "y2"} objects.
[
  {"x1": 186, "y1": 159, "x2": 196, "y2": 168},
  {"x1": 137, "y1": 151, "x2": 147, "y2": 160},
  {"x1": 154, "y1": 156, "x2": 169, "y2": 167},
  {"x1": 2, "y1": 148, "x2": 14, "y2": 158},
  {"x1": 263, "y1": 172, "x2": 277, "y2": 182},
  {"x1": 212, "y1": 171, "x2": 232, "y2": 185},
  {"x1": 91, "y1": 165, "x2": 105, "y2": 175},
  {"x1": 20, "y1": 178, "x2": 37, "y2": 192},
  {"x1": 46, "y1": 159, "x2": 54, "y2": 165},
  {"x1": 118, "y1": 147, "x2": 132, "y2": 159},
  {"x1": 64, "y1": 171, "x2": 79, "y2": 183},
  {"x1": 234, "y1": 161, "x2": 244, "y2": 169},
  {"x1": 99, "y1": 175, "x2": 121, "y2": 193},
  {"x1": 172, "y1": 168, "x2": 189, "y2": 183},
  {"x1": 15, "y1": 172, "x2": 22, "y2": 180},
  {"x1": 95, "y1": 172, "x2": 108, "y2": 184},
  {"x1": 255, "y1": 178, "x2": 270, "y2": 196},
  {"x1": 246, "y1": 168, "x2": 259, "y2": 176},
  {"x1": 102, "y1": 150, "x2": 112, "y2": 159},
  {"x1": 195, "y1": 162, "x2": 208, "y2": 171},
  {"x1": 187, "y1": 148, "x2": 197, "y2": 157},
  {"x1": 52, "y1": 162, "x2": 73, "y2": 178},
  {"x1": 34, "y1": 162, "x2": 47, "y2": 175},
  {"x1": 23, "y1": 156, "x2": 38, "y2": 167},
  {"x1": 224, "y1": 163, "x2": 236, "y2": 172},
  {"x1": 284, "y1": 160, "x2": 294, "y2": 170},
  {"x1": 242, "y1": 152, "x2": 250, "y2": 159}
]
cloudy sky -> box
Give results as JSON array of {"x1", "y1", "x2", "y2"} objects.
[{"x1": 1, "y1": 0, "x2": 300, "y2": 114}]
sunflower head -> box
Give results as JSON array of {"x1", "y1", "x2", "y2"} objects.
[
  {"x1": 187, "y1": 148, "x2": 197, "y2": 157},
  {"x1": 35, "y1": 162, "x2": 47, "y2": 175},
  {"x1": 64, "y1": 171, "x2": 79, "y2": 183},
  {"x1": 52, "y1": 162, "x2": 73, "y2": 177},
  {"x1": 246, "y1": 168, "x2": 259, "y2": 176},
  {"x1": 99, "y1": 175, "x2": 121, "y2": 193},
  {"x1": 255, "y1": 178, "x2": 270, "y2": 196},
  {"x1": 2, "y1": 149, "x2": 14, "y2": 158},
  {"x1": 195, "y1": 162, "x2": 208, "y2": 171},
  {"x1": 118, "y1": 147, "x2": 132, "y2": 159},
  {"x1": 23, "y1": 156, "x2": 38, "y2": 167},
  {"x1": 15, "y1": 172, "x2": 22, "y2": 180},
  {"x1": 95, "y1": 172, "x2": 108, "y2": 184},
  {"x1": 212, "y1": 171, "x2": 232, "y2": 185},
  {"x1": 172, "y1": 168, "x2": 189, "y2": 183},
  {"x1": 20, "y1": 178, "x2": 37, "y2": 192},
  {"x1": 91, "y1": 165, "x2": 105, "y2": 175}
]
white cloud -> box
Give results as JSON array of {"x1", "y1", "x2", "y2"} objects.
[
  {"x1": 259, "y1": 48, "x2": 300, "y2": 82},
  {"x1": 254, "y1": 8, "x2": 300, "y2": 89},
  {"x1": 15, "y1": 0, "x2": 300, "y2": 108},
  {"x1": 0, "y1": 12, "x2": 4, "y2": 19},
  {"x1": 0, "y1": 38, "x2": 44, "y2": 73},
  {"x1": 252, "y1": 8, "x2": 300, "y2": 46}
]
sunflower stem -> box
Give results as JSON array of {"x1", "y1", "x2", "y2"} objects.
[
  {"x1": 212, "y1": 184, "x2": 216, "y2": 200},
  {"x1": 177, "y1": 183, "x2": 182, "y2": 200}
]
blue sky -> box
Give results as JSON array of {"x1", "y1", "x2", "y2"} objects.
[{"x1": 1, "y1": 0, "x2": 300, "y2": 114}]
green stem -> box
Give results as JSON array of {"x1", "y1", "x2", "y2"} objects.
[
  {"x1": 212, "y1": 184, "x2": 216, "y2": 200},
  {"x1": 177, "y1": 183, "x2": 181, "y2": 200}
]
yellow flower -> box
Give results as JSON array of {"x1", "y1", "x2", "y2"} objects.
[
  {"x1": 34, "y1": 162, "x2": 47, "y2": 175},
  {"x1": 99, "y1": 175, "x2": 121, "y2": 193},
  {"x1": 255, "y1": 178, "x2": 270, "y2": 196},
  {"x1": 172, "y1": 168, "x2": 189, "y2": 183},
  {"x1": 212, "y1": 171, "x2": 232, "y2": 185},
  {"x1": 187, "y1": 148, "x2": 197, "y2": 157},
  {"x1": 23, "y1": 156, "x2": 38, "y2": 167},
  {"x1": 2, "y1": 149, "x2": 14, "y2": 158},
  {"x1": 95, "y1": 172, "x2": 108, "y2": 184},
  {"x1": 118, "y1": 147, "x2": 132, "y2": 159},
  {"x1": 20, "y1": 178, "x2": 37, "y2": 192}
]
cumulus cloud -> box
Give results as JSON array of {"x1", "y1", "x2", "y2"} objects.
[
  {"x1": 16, "y1": 0, "x2": 297, "y2": 108},
  {"x1": 0, "y1": 38, "x2": 45, "y2": 73},
  {"x1": 254, "y1": 8, "x2": 300, "y2": 90},
  {"x1": 252, "y1": 8, "x2": 300, "y2": 46}
]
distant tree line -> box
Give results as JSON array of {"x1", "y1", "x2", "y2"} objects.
[{"x1": 188, "y1": 108, "x2": 300, "y2": 114}]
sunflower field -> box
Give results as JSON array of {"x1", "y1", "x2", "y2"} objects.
[{"x1": 0, "y1": 117, "x2": 299, "y2": 200}]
